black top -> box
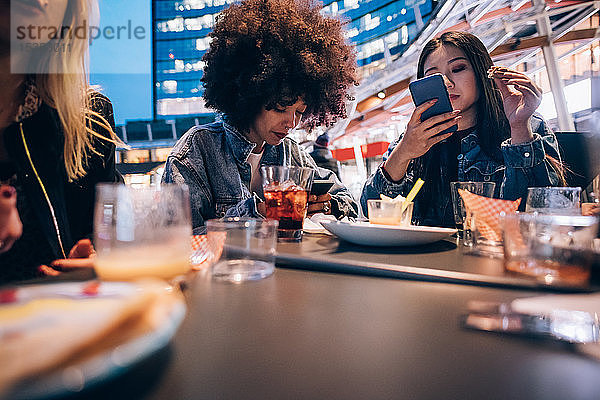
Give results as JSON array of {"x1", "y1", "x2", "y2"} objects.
[
  {"x1": 0, "y1": 93, "x2": 121, "y2": 285},
  {"x1": 0, "y1": 162, "x2": 55, "y2": 281}
]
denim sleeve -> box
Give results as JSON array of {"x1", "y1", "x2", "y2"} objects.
[
  {"x1": 296, "y1": 144, "x2": 359, "y2": 219},
  {"x1": 359, "y1": 136, "x2": 415, "y2": 216},
  {"x1": 223, "y1": 194, "x2": 264, "y2": 219},
  {"x1": 500, "y1": 117, "x2": 562, "y2": 201},
  {"x1": 162, "y1": 156, "x2": 213, "y2": 235}
]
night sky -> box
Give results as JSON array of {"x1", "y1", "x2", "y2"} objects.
[{"x1": 89, "y1": 0, "x2": 153, "y2": 125}]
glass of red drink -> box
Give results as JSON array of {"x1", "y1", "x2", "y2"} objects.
[{"x1": 261, "y1": 166, "x2": 314, "y2": 242}]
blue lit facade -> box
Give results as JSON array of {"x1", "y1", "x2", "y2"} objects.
[
  {"x1": 153, "y1": 0, "x2": 435, "y2": 118},
  {"x1": 322, "y1": 0, "x2": 435, "y2": 69},
  {"x1": 153, "y1": 0, "x2": 236, "y2": 118}
]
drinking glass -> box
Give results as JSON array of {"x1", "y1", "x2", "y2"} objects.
[
  {"x1": 207, "y1": 218, "x2": 278, "y2": 282},
  {"x1": 93, "y1": 184, "x2": 192, "y2": 281},
  {"x1": 525, "y1": 187, "x2": 581, "y2": 215},
  {"x1": 468, "y1": 212, "x2": 504, "y2": 258},
  {"x1": 450, "y1": 182, "x2": 496, "y2": 245},
  {"x1": 262, "y1": 166, "x2": 314, "y2": 242},
  {"x1": 367, "y1": 200, "x2": 413, "y2": 226},
  {"x1": 502, "y1": 213, "x2": 598, "y2": 286}
]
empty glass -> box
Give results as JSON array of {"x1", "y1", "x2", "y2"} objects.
[
  {"x1": 207, "y1": 218, "x2": 278, "y2": 283},
  {"x1": 93, "y1": 184, "x2": 192, "y2": 281},
  {"x1": 525, "y1": 187, "x2": 581, "y2": 215},
  {"x1": 262, "y1": 166, "x2": 314, "y2": 242},
  {"x1": 450, "y1": 182, "x2": 496, "y2": 245},
  {"x1": 502, "y1": 213, "x2": 599, "y2": 286},
  {"x1": 468, "y1": 212, "x2": 504, "y2": 258}
]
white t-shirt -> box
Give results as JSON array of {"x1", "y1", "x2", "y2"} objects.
[{"x1": 247, "y1": 151, "x2": 264, "y2": 195}]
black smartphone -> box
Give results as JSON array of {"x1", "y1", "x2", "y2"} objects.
[
  {"x1": 408, "y1": 73, "x2": 457, "y2": 135},
  {"x1": 310, "y1": 180, "x2": 334, "y2": 196}
]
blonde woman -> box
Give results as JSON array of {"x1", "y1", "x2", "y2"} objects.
[{"x1": 0, "y1": 0, "x2": 121, "y2": 283}]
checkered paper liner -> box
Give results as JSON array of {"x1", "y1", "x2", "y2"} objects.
[
  {"x1": 190, "y1": 233, "x2": 226, "y2": 270},
  {"x1": 458, "y1": 189, "x2": 521, "y2": 242}
]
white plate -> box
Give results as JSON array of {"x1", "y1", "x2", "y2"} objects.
[
  {"x1": 2, "y1": 281, "x2": 186, "y2": 399},
  {"x1": 320, "y1": 221, "x2": 457, "y2": 246}
]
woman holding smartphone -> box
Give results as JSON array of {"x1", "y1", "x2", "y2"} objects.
[{"x1": 361, "y1": 31, "x2": 562, "y2": 227}]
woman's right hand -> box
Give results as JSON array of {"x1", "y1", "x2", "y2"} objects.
[
  {"x1": 0, "y1": 185, "x2": 22, "y2": 254},
  {"x1": 383, "y1": 100, "x2": 461, "y2": 181}
]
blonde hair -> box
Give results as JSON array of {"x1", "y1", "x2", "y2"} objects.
[{"x1": 30, "y1": 0, "x2": 121, "y2": 181}]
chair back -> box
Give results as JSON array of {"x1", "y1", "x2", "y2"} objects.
[{"x1": 554, "y1": 131, "x2": 600, "y2": 189}]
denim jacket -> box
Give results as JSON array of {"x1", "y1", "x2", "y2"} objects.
[
  {"x1": 163, "y1": 120, "x2": 359, "y2": 234},
  {"x1": 361, "y1": 115, "x2": 562, "y2": 227}
]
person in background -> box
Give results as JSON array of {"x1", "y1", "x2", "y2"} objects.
[
  {"x1": 0, "y1": 0, "x2": 121, "y2": 283},
  {"x1": 163, "y1": 0, "x2": 359, "y2": 234},
  {"x1": 309, "y1": 133, "x2": 341, "y2": 180},
  {"x1": 361, "y1": 31, "x2": 563, "y2": 227}
]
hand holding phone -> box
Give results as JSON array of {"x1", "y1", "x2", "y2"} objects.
[
  {"x1": 381, "y1": 75, "x2": 462, "y2": 181},
  {"x1": 409, "y1": 73, "x2": 458, "y2": 135}
]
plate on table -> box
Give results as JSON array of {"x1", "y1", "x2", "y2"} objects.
[
  {"x1": 320, "y1": 221, "x2": 457, "y2": 246},
  {"x1": 0, "y1": 280, "x2": 186, "y2": 400}
]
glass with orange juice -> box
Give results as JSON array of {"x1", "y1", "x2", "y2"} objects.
[{"x1": 93, "y1": 184, "x2": 192, "y2": 281}]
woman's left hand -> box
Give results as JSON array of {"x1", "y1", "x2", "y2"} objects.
[
  {"x1": 308, "y1": 193, "x2": 332, "y2": 216},
  {"x1": 39, "y1": 239, "x2": 96, "y2": 276},
  {"x1": 489, "y1": 66, "x2": 541, "y2": 143}
]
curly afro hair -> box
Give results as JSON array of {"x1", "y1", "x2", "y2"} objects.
[{"x1": 201, "y1": 0, "x2": 358, "y2": 132}]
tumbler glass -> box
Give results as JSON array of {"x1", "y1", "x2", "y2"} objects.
[
  {"x1": 525, "y1": 187, "x2": 581, "y2": 215},
  {"x1": 502, "y1": 213, "x2": 598, "y2": 286},
  {"x1": 93, "y1": 184, "x2": 192, "y2": 281},
  {"x1": 262, "y1": 166, "x2": 314, "y2": 242},
  {"x1": 207, "y1": 218, "x2": 278, "y2": 283},
  {"x1": 450, "y1": 182, "x2": 496, "y2": 245},
  {"x1": 367, "y1": 200, "x2": 413, "y2": 226}
]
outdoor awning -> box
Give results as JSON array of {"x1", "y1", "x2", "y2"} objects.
[{"x1": 332, "y1": 141, "x2": 390, "y2": 162}]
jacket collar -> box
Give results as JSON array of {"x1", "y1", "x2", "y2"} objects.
[{"x1": 222, "y1": 119, "x2": 256, "y2": 166}]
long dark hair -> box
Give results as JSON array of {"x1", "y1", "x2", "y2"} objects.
[{"x1": 411, "y1": 31, "x2": 511, "y2": 215}]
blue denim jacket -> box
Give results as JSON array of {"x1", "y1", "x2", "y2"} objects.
[
  {"x1": 163, "y1": 120, "x2": 358, "y2": 234},
  {"x1": 361, "y1": 115, "x2": 562, "y2": 227}
]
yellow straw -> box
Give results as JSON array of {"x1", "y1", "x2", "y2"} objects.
[{"x1": 402, "y1": 178, "x2": 425, "y2": 212}]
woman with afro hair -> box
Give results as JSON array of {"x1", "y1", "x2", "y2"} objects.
[{"x1": 163, "y1": 0, "x2": 359, "y2": 234}]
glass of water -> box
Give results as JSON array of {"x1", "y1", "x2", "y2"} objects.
[
  {"x1": 525, "y1": 187, "x2": 581, "y2": 215},
  {"x1": 206, "y1": 218, "x2": 278, "y2": 283}
]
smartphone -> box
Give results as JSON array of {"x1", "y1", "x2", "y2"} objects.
[
  {"x1": 310, "y1": 180, "x2": 334, "y2": 196},
  {"x1": 408, "y1": 73, "x2": 457, "y2": 135}
]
